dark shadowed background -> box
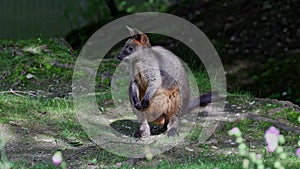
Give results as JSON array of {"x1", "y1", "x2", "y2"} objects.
[{"x1": 1, "y1": 0, "x2": 299, "y2": 105}]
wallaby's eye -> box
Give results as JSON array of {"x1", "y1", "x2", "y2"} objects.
[{"x1": 128, "y1": 46, "x2": 134, "y2": 51}]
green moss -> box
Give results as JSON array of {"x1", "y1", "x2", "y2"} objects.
[
  {"x1": 273, "y1": 108, "x2": 300, "y2": 125},
  {"x1": 0, "y1": 38, "x2": 74, "y2": 90}
]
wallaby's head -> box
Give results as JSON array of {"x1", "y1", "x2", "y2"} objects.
[{"x1": 117, "y1": 26, "x2": 151, "y2": 61}]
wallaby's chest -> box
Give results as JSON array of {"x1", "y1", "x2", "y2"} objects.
[
  {"x1": 134, "y1": 70, "x2": 177, "y2": 96},
  {"x1": 134, "y1": 69, "x2": 181, "y2": 126},
  {"x1": 134, "y1": 72, "x2": 148, "y2": 99}
]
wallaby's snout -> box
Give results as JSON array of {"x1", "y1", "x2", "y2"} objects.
[
  {"x1": 117, "y1": 52, "x2": 123, "y2": 61},
  {"x1": 117, "y1": 41, "x2": 135, "y2": 61},
  {"x1": 117, "y1": 48, "x2": 129, "y2": 61}
]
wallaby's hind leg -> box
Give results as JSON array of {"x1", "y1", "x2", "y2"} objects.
[
  {"x1": 133, "y1": 111, "x2": 151, "y2": 138},
  {"x1": 166, "y1": 114, "x2": 179, "y2": 137},
  {"x1": 164, "y1": 84, "x2": 181, "y2": 137},
  {"x1": 129, "y1": 80, "x2": 150, "y2": 138}
]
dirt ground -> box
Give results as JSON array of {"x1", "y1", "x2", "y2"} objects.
[{"x1": 1, "y1": 96, "x2": 299, "y2": 168}]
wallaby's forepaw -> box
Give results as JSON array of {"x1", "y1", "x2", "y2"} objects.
[
  {"x1": 134, "y1": 99, "x2": 149, "y2": 111},
  {"x1": 141, "y1": 99, "x2": 149, "y2": 109},
  {"x1": 167, "y1": 128, "x2": 179, "y2": 137},
  {"x1": 134, "y1": 102, "x2": 143, "y2": 111}
]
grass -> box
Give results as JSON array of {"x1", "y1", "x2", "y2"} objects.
[
  {"x1": 0, "y1": 94, "x2": 88, "y2": 141},
  {"x1": 0, "y1": 38, "x2": 74, "y2": 90},
  {"x1": 9, "y1": 148, "x2": 299, "y2": 169},
  {"x1": 1, "y1": 98, "x2": 299, "y2": 169},
  {"x1": 11, "y1": 163, "x2": 58, "y2": 169},
  {"x1": 273, "y1": 108, "x2": 300, "y2": 125},
  {"x1": 192, "y1": 68, "x2": 211, "y2": 94}
]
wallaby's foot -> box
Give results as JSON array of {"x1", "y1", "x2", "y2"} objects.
[
  {"x1": 166, "y1": 115, "x2": 179, "y2": 137},
  {"x1": 150, "y1": 125, "x2": 167, "y2": 135},
  {"x1": 134, "y1": 122, "x2": 151, "y2": 138},
  {"x1": 133, "y1": 130, "x2": 151, "y2": 138},
  {"x1": 167, "y1": 128, "x2": 179, "y2": 137},
  {"x1": 133, "y1": 131, "x2": 142, "y2": 138}
]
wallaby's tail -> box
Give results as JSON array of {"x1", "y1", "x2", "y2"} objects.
[{"x1": 188, "y1": 92, "x2": 218, "y2": 111}]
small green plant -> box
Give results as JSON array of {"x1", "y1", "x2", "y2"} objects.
[
  {"x1": 229, "y1": 127, "x2": 265, "y2": 169},
  {"x1": 229, "y1": 124, "x2": 300, "y2": 169}
]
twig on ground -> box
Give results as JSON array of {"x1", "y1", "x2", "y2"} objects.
[{"x1": 0, "y1": 89, "x2": 37, "y2": 98}]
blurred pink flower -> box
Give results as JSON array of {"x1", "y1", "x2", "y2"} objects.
[
  {"x1": 296, "y1": 148, "x2": 300, "y2": 158},
  {"x1": 265, "y1": 126, "x2": 280, "y2": 152},
  {"x1": 231, "y1": 127, "x2": 239, "y2": 134},
  {"x1": 229, "y1": 127, "x2": 241, "y2": 137},
  {"x1": 52, "y1": 151, "x2": 63, "y2": 166},
  {"x1": 256, "y1": 154, "x2": 261, "y2": 159}
]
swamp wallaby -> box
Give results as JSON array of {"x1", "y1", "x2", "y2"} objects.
[{"x1": 117, "y1": 26, "x2": 213, "y2": 137}]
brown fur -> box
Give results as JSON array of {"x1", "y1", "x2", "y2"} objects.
[{"x1": 133, "y1": 71, "x2": 181, "y2": 127}]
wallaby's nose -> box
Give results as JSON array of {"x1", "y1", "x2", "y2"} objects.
[{"x1": 117, "y1": 53, "x2": 122, "y2": 60}]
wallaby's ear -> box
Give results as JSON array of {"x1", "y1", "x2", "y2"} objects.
[
  {"x1": 125, "y1": 25, "x2": 136, "y2": 36},
  {"x1": 125, "y1": 26, "x2": 150, "y2": 46},
  {"x1": 136, "y1": 33, "x2": 150, "y2": 46},
  {"x1": 126, "y1": 25, "x2": 143, "y2": 36}
]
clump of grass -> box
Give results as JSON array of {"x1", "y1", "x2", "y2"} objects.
[{"x1": 229, "y1": 123, "x2": 299, "y2": 169}]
